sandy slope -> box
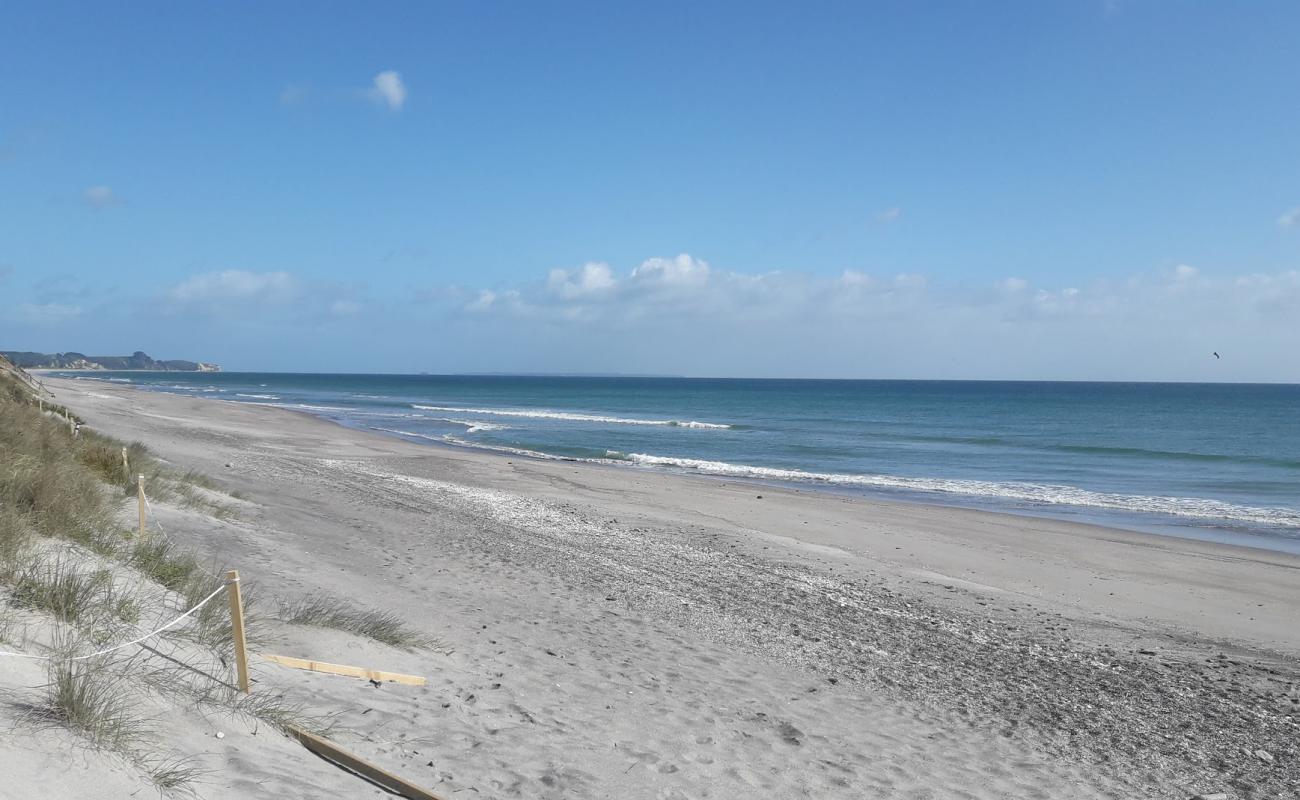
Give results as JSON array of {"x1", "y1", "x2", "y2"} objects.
[{"x1": 10, "y1": 376, "x2": 1297, "y2": 799}]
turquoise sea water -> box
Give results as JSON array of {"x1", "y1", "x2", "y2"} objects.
[{"x1": 60, "y1": 373, "x2": 1300, "y2": 552}]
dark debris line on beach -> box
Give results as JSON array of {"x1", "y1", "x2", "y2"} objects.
[{"x1": 332, "y1": 460, "x2": 1298, "y2": 800}]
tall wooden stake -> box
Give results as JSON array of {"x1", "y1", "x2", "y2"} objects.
[
  {"x1": 137, "y1": 474, "x2": 146, "y2": 537},
  {"x1": 121, "y1": 447, "x2": 130, "y2": 485},
  {"x1": 226, "y1": 570, "x2": 251, "y2": 693}
]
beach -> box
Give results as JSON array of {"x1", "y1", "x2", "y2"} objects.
[{"x1": 29, "y1": 375, "x2": 1300, "y2": 798}]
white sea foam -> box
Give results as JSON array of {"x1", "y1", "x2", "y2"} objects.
[
  {"x1": 410, "y1": 405, "x2": 730, "y2": 429},
  {"x1": 441, "y1": 436, "x2": 571, "y2": 460},
  {"x1": 622, "y1": 453, "x2": 1300, "y2": 527},
  {"x1": 235, "y1": 393, "x2": 280, "y2": 400},
  {"x1": 426, "y1": 418, "x2": 506, "y2": 431},
  {"x1": 370, "y1": 427, "x2": 446, "y2": 442},
  {"x1": 245, "y1": 401, "x2": 355, "y2": 413}
]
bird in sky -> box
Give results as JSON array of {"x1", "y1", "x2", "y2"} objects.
[{"x1": 1213, "y1": 352, "x2": 1220, "y2": 359}]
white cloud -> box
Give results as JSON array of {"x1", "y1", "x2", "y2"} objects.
[
  {"x1": 547, "y1": 262, "x2": 615, "y2": 299},
  {"x1": 1279, "y1": 207, "x2": 1300, "y2": 228},
  {"x1": 328, "y1": 299, "x2": 362, "y2": 317},
  {"x1": 630, "y1": 254, "x2": 711, "y2": 287},
  {"x1": 83, "y1": 185, "x2": 120, "y2": 209},
  {"x1": 427, "y1": 255, "x2": 1300, "y2": 379},
  {"x1": 369, "y1": 71, "x2": 407, "y2": 111},
  {"x1": 14, "y1": 302, "x2": 82, "y2": 324},
  {"x1": 839, "y1": 269, "x2": 872, "y2": 288},
  {"x1": 167, "y1": 270, "x2": 297, "y2": 304},
  {"x1": 279, "y1": 84, "x2": 307, "y2": 106},
  {"x1": 158, "y1": 269, "x2": 370, "y2": 325},
  {"x1": 875, "y1": 207, "x2": 903, "y2": 224},
  {"x1": 8, "y1": 258, "x2": 1295, "y2": 380}
]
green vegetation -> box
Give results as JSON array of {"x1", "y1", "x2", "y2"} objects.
[
  {"x1": 0, "y1": 361, "x2": 413, "y2": 793},
  {"x1": 0, "y1": 364, "x2": 267, "y2": 794},
  {"x1": 1, "y1": 349, "x2": 218, "y2": 372},
  {"x1": 46, "y1": 656, "x2": 149, "y2": 751},
  {"x1": 278, "y1": 592, "x2": 443, "y2": 650},
  {"x1": 11, "y1": 559, "x2": 120, "y2": 625}
]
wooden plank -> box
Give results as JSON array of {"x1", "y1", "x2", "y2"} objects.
[
  {"x1": 287, "y1": 725, "x2": 446, "y2": 800},
  {"x1": 262, "y1": 653, "x2": 426, "y2": 686}
]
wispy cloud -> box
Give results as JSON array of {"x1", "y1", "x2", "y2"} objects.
[
  {"x1": 426, "y1": 254, "x2": 1300, "y2": 379},
  {"x1": 368, "y1": 71, "x2": 407, "y2": 111},
  {"x1": 1278, "y1": 207, "x2": 1300, "y2": 229},
  {"x1": 279, "y1": 83, "x2": 308, "y2": 106},
  {"x1": 277, "y1": 72, "x2": 407, "y2": 111},
  {"x1": 167, "y1": 269, "x2": 297, "y2": 305},
  {"x1": 159, "y1": 269, "x2": 366, "y2": 322},
  {"x1": 875, "y1": 207, "x2": 903, "y2": 224},
  {"x1": 13, "y1": 302, "x2": 83, "y2": 325},
  {"x1": 83, "y1": 185, "x2": 121, "y2": 209}
]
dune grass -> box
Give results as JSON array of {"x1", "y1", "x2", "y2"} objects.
[
  {"x1": 145, "y1": 755, "x2": 207, "y2": 794},
  {"x1": 46, "y1": 655, "x2": 150, "y2": 752},
  {"x1": 129, "y1": 534, "x2": 204, "y2": 591},
  {"x1": 11, "y1": 558, "x2": 114, "y2": 625},
  {"x1": 278, "y1": 592, "x2": 441, "y2": 650},
  {"x1": 0, "y1": 368, "x2": 288, "y2": 793}
]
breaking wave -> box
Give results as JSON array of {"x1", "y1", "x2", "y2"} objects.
[
  {"x1": 620, "y1": 453, "x2": 1300, "y2": 528},
  {"x1": 410, "y1": 405, "x2": 731, "y2": 429}
]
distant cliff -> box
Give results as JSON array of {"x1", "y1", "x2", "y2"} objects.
[{"x1": 0, "y1": 350, "x2": 221, "y2": 372}]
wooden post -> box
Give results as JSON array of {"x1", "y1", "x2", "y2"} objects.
[
  {"x1": 121, "y1": 448, "x2": 130, "y2": 485},
  {"x1": 70, "y1": 418, "x2": 76, "y2": 436},
  {"x1": 226, "y1": 570, "x2": 251, "y2": 693},
  {"x1": 137, "y1": 474, "x2": 146, "y2": 537}
]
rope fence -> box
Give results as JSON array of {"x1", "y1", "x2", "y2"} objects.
[
  {"x1": 2, "y1": 390, "x2": 441, "y2": 798},
  {"x1": 0, "y1": 580, "x2": 231, "y2": 662}
]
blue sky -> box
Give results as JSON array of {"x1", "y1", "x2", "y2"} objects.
[{"x1": 2, "y1": 1, "x2": 1298, "y2": 380}]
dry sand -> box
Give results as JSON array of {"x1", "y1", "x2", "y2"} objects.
[{"x1": 8, "y1": 376, "x2": 1298, "y2": 799}]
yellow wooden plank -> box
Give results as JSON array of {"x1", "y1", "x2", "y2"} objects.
[
  {"x1": 261, "y1": 653, "x2": 426, "y2": 686},
  {"x1": 287, "y1": 725, "x2": 446, "y2": 800}
]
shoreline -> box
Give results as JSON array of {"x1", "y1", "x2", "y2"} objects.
[
  {"x1": 373, "y1": 416, "x2": 1300, "y2": 556},
  {"x1": 44, "y1": 375, "x2": 1300, "y2": 653},
  {"x1": 53, "y1": 371, "x2": 1300, "y2": 557},
  {"x1": 41, "y1": 375, "x2": 1300, "y2": 798}
]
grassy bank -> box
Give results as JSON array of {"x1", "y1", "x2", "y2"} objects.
[
  {"x1": 0, "y1": 365, "x2": 288, "y2": 793},
  {"x1": 1, "y1": 363, "x2": 443, "y2": 796}
]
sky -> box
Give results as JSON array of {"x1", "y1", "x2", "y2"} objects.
[{"x1": 1, "y1": 1, "x2": 1298, "y2": 381}]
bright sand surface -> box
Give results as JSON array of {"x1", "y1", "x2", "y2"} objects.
[{"x1": 9, "y1": 376, "x2": 1298, "y2": 799}]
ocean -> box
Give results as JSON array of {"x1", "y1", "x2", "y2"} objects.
[{"x1": 58, "y1": 373, "x2": 1300, "y2": 553}]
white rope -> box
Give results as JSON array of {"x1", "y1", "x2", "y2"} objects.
[
  {"x1": 141, "y1": 490, "x2": 168, "y2": 536},
  {"x1": 0, "y1": 581, "x2": 230, "y2": 662}
]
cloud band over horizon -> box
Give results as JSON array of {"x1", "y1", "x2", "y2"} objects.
[{"x1": 2, "y1": 255, "x2": 1296, "y2": 382}]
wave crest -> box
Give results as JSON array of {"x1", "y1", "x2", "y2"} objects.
[
  {"x1": 410, "y1": 405, "x2": 730, "y2": 429},
  {"x1": 623, "y1": 453, "x2": 1300, "y2": 528}
]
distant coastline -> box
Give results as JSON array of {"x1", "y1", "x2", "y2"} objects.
[{"x1": 1, "y1": 350, "x2": 220, "y2": 372}]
